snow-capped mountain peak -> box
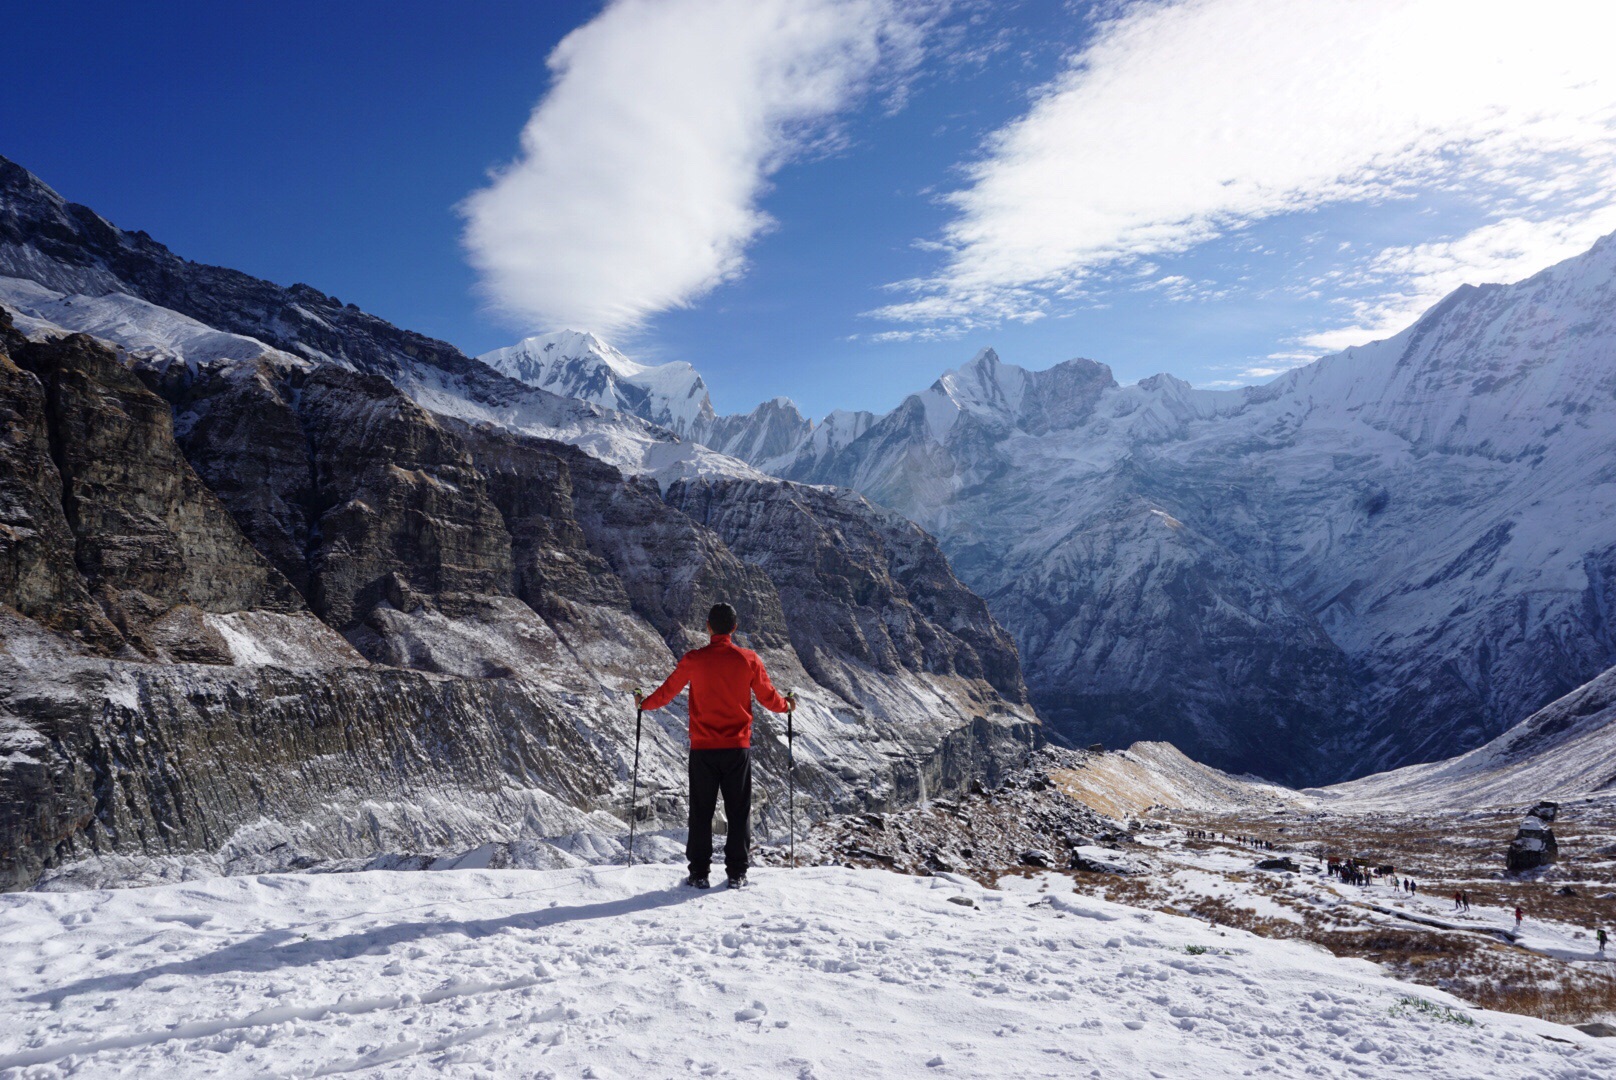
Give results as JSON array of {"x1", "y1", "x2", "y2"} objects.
[
  {"x1": 934, "y1": 347, "x2": 1025, "y2": 411},
  {"x1": 477, "y1": 330, "x2": 717, "y2": 440},
  {"x1": 492, "y1": 329, "x2": 647, "y2": 379}
]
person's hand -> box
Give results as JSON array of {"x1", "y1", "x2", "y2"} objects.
[
  {"x1": 633, "y1": 687, "x2": 645, "y2": 708},
  {"x1": 785, "y1": 690, "x2": 797, "y2": 713}
]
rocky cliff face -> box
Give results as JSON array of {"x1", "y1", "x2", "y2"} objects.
[
  {"x1": 0, "y1": 157, "x2": 1040, "y2": 890},
  {"x1": 0, "y1": 319, "x2": 304, "y2": 663},
  {"x1": 665, "y1": 477, "x2": 1027, "y2": 708},
  {"x1": 0, "y1": 326, "x2": 123, "y2": 651}
]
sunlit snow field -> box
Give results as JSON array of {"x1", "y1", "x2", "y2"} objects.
[{"x1": 3, "y1": 865, "x2": 1612, "y2": 1078}]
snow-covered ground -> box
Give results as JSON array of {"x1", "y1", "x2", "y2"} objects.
[
  {"x1": 1134, "y1": 831, "x2": 1614, "y2": 959},
  {"x1": 4, "y1": 865, "x2": 1612, "y2": 1078}
]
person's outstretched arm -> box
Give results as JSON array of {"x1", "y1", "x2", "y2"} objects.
[
  {"x1": 640, "y1": 656, "x2": 692, "y2": 711},
  {"x1": 749, "y1": 654, "x2": 792, "y2": 713}
]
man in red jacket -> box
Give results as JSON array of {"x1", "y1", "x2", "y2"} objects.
[{"x1": 636, "y1": 602, "x2": 793, "y2": 890}]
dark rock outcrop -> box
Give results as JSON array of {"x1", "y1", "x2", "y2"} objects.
[
  {"x1": 665, "y1": 477, "x2": 1028, "y2": 707},
  {"x1": 1505, "y1": 801, "x2": 1559, "y2": 874},
  {"x1": 0, "y1": 320, "x2": 122, "y2": 650},
  {"x1": 0, "y1": 316, "x2": 302, "y2": 660}
]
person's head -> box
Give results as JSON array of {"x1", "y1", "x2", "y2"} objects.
[{"x1": 707, "y1": 602, "x2": 738, "y2": 636}]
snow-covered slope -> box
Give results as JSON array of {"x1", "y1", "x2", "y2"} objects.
[
  {"x1": 0, "y1": 276, "x2": 308, "y2": 371},
  {"x1": 4, "y1": 864, "x2": 1607, "y2": 1077},
  {"x1": 1321, "y1": 663, "x2": 1616, "y2": 810}
]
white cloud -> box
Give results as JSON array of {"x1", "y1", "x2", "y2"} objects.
[
  {"x1": 463, "y1": 0, "x2": 931, "y2": 335},
  {"x1": 873, "y1": 0, "x2": 1616, "y2": 332}
]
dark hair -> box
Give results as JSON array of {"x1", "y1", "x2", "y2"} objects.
[{"x1": 707, "y1": 602, "x2": 738, "y2": 635}]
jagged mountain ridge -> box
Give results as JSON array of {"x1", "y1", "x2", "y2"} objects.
[
  {"x1": 486, "y1": 237, "x2": 1616, "y2": 786},
  {"x1": 480, "y1": 330, "x2": 718, "y2": 441},
  {"x1": 0, "y1": 157, "x2": 1039, "y2": 890},
  {"x1": 0, "y1": 155, "x2": 756, "y2": 484},
  {"x1": 477, "y1": 331, "x2": 817, "y2": 463},
  {"x1": 751, "y1": 240, "x2": 1616, "y2": 783}
]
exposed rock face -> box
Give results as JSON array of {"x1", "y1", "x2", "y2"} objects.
[
  {"x1": 137, "y1": 354, "x2": 520, "y2": 652},
  {"x1": 665, "y1": 476, "x2": 1027, "y2": 707},
  {"x1": 0, "y1": 317, "x2": 302, "y2": 661},
  {"x1": 1505, "y1": 801, "x2": 1560, "y2": 875},
  {"x1": 0, "y1": 158, "x2": 1042, "y2": 890},
  {"x1": 0, "y1": 322, "x2": 122, "y2": 650},
  {"x1": 294, "y1": 368, "x2": 516, "y2": 634},
  {"x1": 0, "y1": 617, "x2": 611, "y2": 892}
]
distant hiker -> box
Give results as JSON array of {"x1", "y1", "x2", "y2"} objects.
[
  {"x1": 1454, "y1": 890, "x2": 1463, "y2": 911},
  {"x1": 637, "y1": 602, "x2": 794, "y2": 891},
  {"x1": 1598, "y1": 928, "x2": 1608, "y2": 953},
  {"x1": 1514, "y1": 906, "x2": 1524, "y2": 929},
  {"x1": 1462, "y1": 891, "x2": 1471, "y2": 913}
]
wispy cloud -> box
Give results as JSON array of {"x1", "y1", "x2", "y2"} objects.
[
  {"x1": 1299, "y1": 207, "x2": 1616, "y2": 351},
  {"x1": 871, "y1": 0, "x2": 1616, "y2": 336},
  {"x1": 463, "y1": 0, "x2": 934, "y2": 336}
]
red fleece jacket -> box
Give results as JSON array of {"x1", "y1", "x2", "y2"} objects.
[{"x1": 640, "y1": 634, "x2": 791, "y2": 749}]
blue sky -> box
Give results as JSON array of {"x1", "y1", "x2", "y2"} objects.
[{"x1": 6, "y1": 1, "x2": 1616, "y2": 419}]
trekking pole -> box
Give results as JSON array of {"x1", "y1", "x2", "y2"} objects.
[
  {"x1": 786, "y1": 690, "x2": 798, "y2": 869},
  {"x1": 628, "y1": 688, "x2": 645, "y2": 867}
]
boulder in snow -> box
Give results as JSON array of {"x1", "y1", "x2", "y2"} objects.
[
  {"x1": 1505, "y1": 800, "x2": 1560, "y2": 874},
  {"x1": 1070, "y1": 845, "x2": 1146, "y2": 875}
]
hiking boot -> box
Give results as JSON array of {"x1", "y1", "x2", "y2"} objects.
[
  {"x1": 685, "y1": 874, "x2": 710, "y2": 889},
  {"x1": 726, "y1": 874, "x2": 749, "y2": 889}
]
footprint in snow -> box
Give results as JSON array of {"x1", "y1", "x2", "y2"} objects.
[{"x1": 734, "y1": 1000, "x2": 768, "y2": 1022}]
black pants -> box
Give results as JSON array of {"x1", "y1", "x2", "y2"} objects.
[{"x1": 687, "y1": 748, "x2": 751, "y2": 879}]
